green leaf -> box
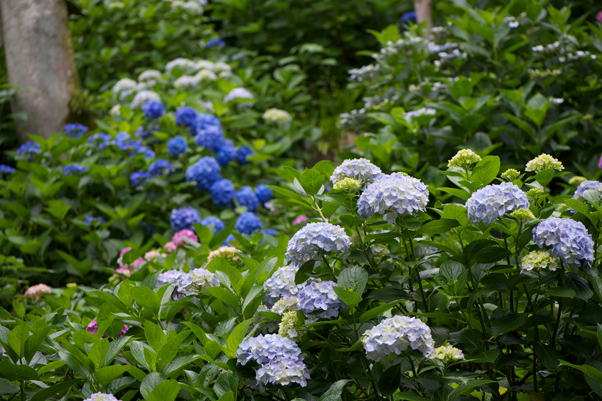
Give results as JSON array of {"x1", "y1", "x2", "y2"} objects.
[
  {"x1": 491, "y1": 313, "x2": 529, "y2": 336},
  {"x1": 394, "y1": 392, "x2": 431, "y2": 401},
  {"x1": 194, "y1": 222, "x2": 213, "y2": 245},
  {"x1": 503, "y1": 113, "x2": 535, "y2": 138},
  {"x1": 448, "y1": 379, "x2": 497, "y2": 397},
  {"x1": 88, "y1": 338, "x2": 110, "y2": 370},
  {"x1": 132, "y1": 286, "x2": 161, "y2": 314},
  {"x1": 378, "y1": 364, "x2": 401, "y2": 396},
  {"x1": 338, "y1": 266, "x2": 368, "y2": 295},
  {"x1": 319, "y1": 379, "x2": 351, "y2": 401},
  {"x1": 333, "y1": 286, "x2": 362, "y2": 309},
  {"x1": 206, "y1": 287, "x2": 239, "y2": 309},
  {"x1": 0, "y1": 378, "x2": 19, "y2": 396},
  {"x1": 534, "y1": 169, "x2": 555, "y2": 187},
  {"x1": 547, "y1": 287, "x2": 576, "y2": 298},
  {"x1": 298, "y1": 169, "x2": 325, "y2": 196},
  {"x1": 0, "y1": 361, "x2": 38, "y2": 381},
  {"x1": 559, "y1": 360, "x2": 602, "y2": 383},
  {"x1": 31, "y1": 380, "x2": 79, "y2": 401},
  {"x1": 417, "y1": 219, "x2": 459, "y2": 235},
  {"x1": 476, "y1": 247, "x2": 512, "y2": 263},
  {"x1": 162, "y1": 355, "x2": 201, "y2": 377},
  {"x1": 470, "y1": 156, "x2": 500, "y2": 186},
  {"x1": 217, "y1": 391, "x2": 234, "y2": 401},
  {"x1": 147, "y1": 379, "x2": 180, "y2": 401},
  {"x1": 436, "y1": 187, "x2": 470, "y2": 201},
  {"x1": 565, "y1": 199, "x2": 590, "y2": 215},
  {"x1": 96, "y1": 366, "x2": 131, "y2": 386},
  {"x1": 145, "y1": 322, "x2": 166, "y2": 353},
  {"x1": 226, "y1": 319, "x2": 251, "y2": 358},
  {"x1": 359, "y1": 301, "x2": 402, "y2": 324},
  {"x1": 47, "y1": 199, "x2": 71, "y2": 219},
  {"x1": 104, "y1": 335, "x2": 131, "y2": 367},
  {"x1": 443, "y1": 204, "x2": 470, "y2": 226}
]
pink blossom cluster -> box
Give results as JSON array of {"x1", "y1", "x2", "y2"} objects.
[{"x1": 86, "y1": 317, "x2": 129, "y2": 338}]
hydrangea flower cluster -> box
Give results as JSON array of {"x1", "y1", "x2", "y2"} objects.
[
  {"x1": 362, "y1": 315, "x2": 435, "y2": 363},
  {"x1": 331, "y1": 158, "x2": 382, "y2": 185},
  {"x1": 84, "y1": 215, "x2": 106, "y2": 226},
  {"x1": 172, "y1": 229, "x2": 198, "y2": 247},
  {"x1": 357, "y1": 174, "x2": 429, "y2": 224},
  {"x1": 333, "y1": 177, "x2": 361, "y2": 192},
  {"x1": 466, "y1": 183, "x2": 529, "y2": 226},
  {"x1": 286, "y1": 222, "x2": 351, "y2": 265},
  {"x1": 521, "y1": 250, "x2": 558, "y2": 273},
  {"x1": 235, "y1": 186, "x2": 260, "y2": 212},
  {"x1": 84, "y1": 393, "x2": 120, "y2": 401},
  {"x1": 167, "y1": 136, "x2": 187, "y2": 157},
  {"x1": 509, "y1": 208, "x2": 536, "y2": 223},
  {"x1": 271, "y1": 296, "x2": 299, "y2": 314},
  {"x1": 236, "y1": 145, "x2": 253, "y2": 165},
  {"x1": 24, "y1": 284, "x2": 52, "y2": 300},
  {"x1": 279, "y1": 311, "x2": 300, "y2": 340},
  {"x1": 525, "y1": 154, "x2": 564, "y2": 173},
  {"x1": 202, "y1": 216, "x2": 225, "y2": 233},
  {"x1": 17, "y1": 141, "x2": 41, "y2": 159},
  {"x1": 235, "y1": 212, "x2": 262, "y2": 234},
  {"x1": 292, "y1": 215, "x2": 308, "y2": 226},
  {"x1": 532, "y1": 217, "x2": 594, "y2": 266},
  {"x1": 170, "y1": 207, "x2": 202, "y2": 231},
  {"x1": 263, "y1": 108, "x2": 292, "y2": 125},
  {"x1": 254, "y1": 184, "x2": 273, "y2": 204},
  {"x1": 216, "y1": 143, "x2": 237, "y2": 166},
  {"x1": 297, "y1": 280, "x2": 342, "y2": 318},
  {"x1": 148, "y1": 160, "x2": 174, "y2": 176},
  {"x1": 263, "y1": 264, "x2": 304, "y2": 306},
  {"x1": 63, "y1": 164, "x2": 88, "y2": 175},
  {"x1": 236, "y1": 334, "x2": 310, "y2": 387},
  {"x1": 181, "y1": 268, "x2": 220, "y2": 295},
  {"x1": 572, "y1": 180, "x2": 602, "y2": 201},
  {"x1": 447, "y1": 149, "x2": 481, "y2": 169},
  {"x1": 224, "y1": 88, "x2": 254, "y2": 106},
  {"x1": 429, "y1": 345, "x2": 465, "y2": 363},
  {"x1": 131, "y1": 91, "x2": 161, "y2": 109},
  {"x1": 208, "y1": 246, "x2": 241, "y2": 261},
  {"x1": 175, "y1": 106, "x2": 198, "y2": 129},
  {"x1": 142, "y1": 100, "x2": 165, "y2": 119},
  {"x1": 195, "y1": 126, "x2": 225, "y2": 153},
  {"x1": 0, "y1": 165, "x2": 14, "y2": 175},
  {"x1": 65, "y1": 123, "x2": 88, "y2": 139},
  {"x1": 185, "y1": 156, "x2": 221, "y2": 190},
  {"x1": 569, "y1": 176, "x2": 587, "y2": 186},
  {"x1": 156, "y1": 270, "x2": 188, "y2": 289},
  {"x1": 130, "y1": 171, "x2": 152, "y2": 187},
  {"x1": 209, "y1": 179, "x2": 235, "y2": 207},
  {"x1": 501, "y1": 169, "x2": 521, "y2": 181}
]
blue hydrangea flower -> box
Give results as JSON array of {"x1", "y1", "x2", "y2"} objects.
[
  {"x1": 0, "y1": 165, "x2": 15, "y2": 175},
  {"x1": 207, "y1": 38, "x2": 226, "y2": 48},
  {"x1": 362, "y1": 315, "x2": 435, "y2": 362},
  {"x1": 84, "y1": 393, "x2": 120, "y2": 401},
  {"x1": 401, "y1": 11, "x2": 417, "y2": 23},
  {"x1": 235, "y1": 212, "x2": 262, "y2": 234},
  {"x1": 573, "y1": 180, "x2": 602, "y2": 201},
  {"x1": 263, "y1": 229, "x2": 277, "y2": 236},
  {"x1": 331, "y1": 158, "x2": 382, "y2": 185},
  {"x1": 185, "y1": 156, "x2": 221, "y2": 191},
  {"x1": 88, "y1": 132, "x2": 111, "y2": 147},
  {"x1": 135, "y1": 126, "x2": 159, "y2": 142},
  {"x1": 210, "y1": 179, "x2": 236, "y2": 207},
  {"x1": 171, "y1": 207, "x2": 202, "y2": 231},
  {"x1": 235, "y1": 186, "x2": 260, "y2": 213},
  {"x1": 130, "y1": 171, "x2": 152, "y2": 187},
  {"x1": 17, "y1": 141, "x2": 41, "y2": 159},
  {"x1": 255, "y1": 184, "x2": 273, "y2": 204},
  {"x1": 236, "y1": 146, "x2": 253, "y2": 165},
  {"x1": 237, "y1": 334, "x2": 309, "y2": 387},
  {"x1": 167, "y1": 136, "x2": 187, "y2": 157},
  {"x1": 65, "y1": 123, "x2": 88, "y2": 139},
  {"x1": 466, "y1": 182, "x2": 529, "y2": 226},
  {"x1": 216, "y1": 141, "x2": 237, "y2": 166},
  {"x1": 297, "y1": 280, "x2": 342, "y2": 318},
  {"x1": 195, "y1": 126, "x2": 225, "y2": 153},
  {"x1": 196, "y1": 113, "x2": 221, "y2": 131},
  {"x1": 142, "y1": 100, "x2": 165, "y2": 119},
  {"x1": 202, "y1": 216, "x2": 225, "y2": 233},
  {"x1": 118, "y1": 139, "x2": 143, "y2": 152},
  {"x1": 357, "y1": 174, "x2": 429, "y2": 224},
  {"x1": 63, "y1": 164, "x2": 88, "y2": 175},
  {"x1": 139, "y1": 147, "x2": 155, "y2": 159},
  {"x1": 533, "y1": 217, "x2": 594, "y2": 266},
  {"x1": 155, "y1": 270, "x2": 188, "y2": 288},
  {"x1": 175, "y1": 107, "x2": 198, "y2": 128},
  {"x1": 148, "y1": 160, "x2": 174, "y2": 176},
  {"x1": 84, "y1": 215, "x2": 106, "y2": 226},
  {"x1": 286, "y1": 222, "x2": 351, "y2": 265},
  {"x1": 223, "y1": 234, "x2": 236, "y2": 246},
  {"x1": 263, "y1": 264, "x2": 304, "y2": 307}
]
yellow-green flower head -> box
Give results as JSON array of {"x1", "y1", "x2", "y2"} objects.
[
  {"x1": 428, "y1": 345, "x2": 465, "y2": 363},
  {"x1": 333, "y1": 177, "x2": 361, "y2": 192},
  {"x1": 510, "y1": 208, "x2": 536, "y2": 223},
  {"x1": 278, "y1": 311, "x2": 302, "y2": 341},
  {"x1": 521, "y1": 250, "x2": 558, "y2": 273},
  {"x1": 569, "y1": 176, "x2": 587, "y2": 186},
  {"x1": 527, "y1": 188, "x2": 545, "y2": 199},
  {"x1": 447, "y1": 149, "x2": 482, "y2": 169},
  {"x1": 501, "y1": 169, "x2": 520, "y2": 181},
  {"x1": 525, "y1": 154, "x2": 564, "y2": 173}
]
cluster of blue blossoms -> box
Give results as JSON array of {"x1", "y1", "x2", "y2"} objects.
[
  {"x1": 0, "y1": 165, "x2": 15, "y2": 175},
  {"x1": 286, "y1": 222, "x2": 351, "y2": 265},
  {"x1": 237, "y1": 334, "x2": 310, "y2": 387},
  {"x1": 65, "y1": 123, "x2": 88, "y2": 139},
  {"x1": 16, "y1": 141, "x2": 41, "y2": 159},
  {"x1": 297, "y1": 280, "x2": 342, "y2": 318},
  {"x1": 533, "y1": 217, "x2": 594, "y2": 266},
  {"x1": 63, "y1": 164, "x2": 88, "y2": 175},
  {"x1": 84, "y1": 215, "x2": 106, "y2": 226},
  {"x1": 466, "y1": 182, "x2": 529, "y2": 226}
]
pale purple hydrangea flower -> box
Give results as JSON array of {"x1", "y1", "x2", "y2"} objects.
[
  {"x1": 297, "y1": 280, "x2": 342, "y2": 318},
  {"x1": 331, "y1": 158, "x2": 382, "y2": 185},
  {"x1": 362, "y1": 315, "x2": 435, "y2": 362},
  {"x1": 572, "y1": 180, "x2": 602, "y2": 201},
  {"x1": 263, "y1": 264, "x2": 304, "y2": 306},
  {"x1": 181, "y1": 268, "x2": 220, "y2": 295},
  {"x1": 357, "y1": 174, "x2": 429, "y2": 224},
  {"x1": 466, "y1": 182, "x2": 529, "y2": 226},
  {"x1": 286, "y1": 222, "x2": 351, "y2": 265},
  {"x1": 532, "y1": 217, "x2": 594, "y2": 267}
]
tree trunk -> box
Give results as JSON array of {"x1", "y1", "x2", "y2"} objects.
[
  {"x1": 0, "y1": 0, "x2": 81, "y2": 142},
  {"x1": 414, "y1": 0, "x2": 433, "y2": 30}
]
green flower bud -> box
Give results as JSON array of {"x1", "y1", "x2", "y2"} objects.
[
  {"x1": 501, "y1": 169, "x2": 520, "y2": 181},
  {"x1": 527, "y1": 188, "x2": 545, "y2": 199},
  {"x1": 525, "y1": 154, "x2": 564, "y2": 173},
  {"x1": 447, "y1": 149, "x2": 482, "y2": 169},
  {"x1": 569, "y1": 176, "x2": 587, "y2": 186},
  {"x1": 510, "y1": 208, "x2": 535, "y2": 223},
  {"x1": 521, "y1": 250, "x2": 558, "y2": 273},
  {"x1": 278, "y1": 311, "x2": 301, "y2": 341},
  {"x1": 333, "y1": 177, "x2": 361, "y2": 192}
]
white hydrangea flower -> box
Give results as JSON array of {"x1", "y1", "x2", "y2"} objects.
[
  {"x1": 174, "y1": 75, "x2": 200, "y2": 89},
  {"x1": 166, "y1": 58, "x2": 197, "y2": 75},
  {"x1": 112, "y1": 78, "x2": 137, "y2": 100},
  {"x1": 195, "y1": 69, "x2": 218, "y2": 82},
  {"x1": 138, "y1": 69, "x2": 163, "y2": 85},
  {"x1": 224, "y1": 88, "x2": 255, "y2": 107},
  {"x1": 130, "y1": 91, "x2": 161, "y2": 108},
  {"x1": 196, "y1": 60, "x2": 215, "y2": 71}
]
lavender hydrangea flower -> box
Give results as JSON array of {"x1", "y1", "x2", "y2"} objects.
[
  {"x1": 142, "y1": 100, "x2": 165, "y2": 119},
  {"x1": 167, "y1": 136, "x2": 187, "y2": 157},
  {"x1": 202, "y1": 216, "x2": 225, "y2": 233},
  {"x1": 170, "y1": 207, "x2": 202, "y2": 231},
  {"x1": 185, "y1": 156, "x2": 221, "y2": 191},
  {"x1": 532, "y1": 217, "x2": 594, "y2": 266},
  {"x1": 331, "y1": 158, "x2": 382, "y2": 185},
  {"x1": 236, "y1": 146, "x2": 253, "y2": 165},
  {"x1": 156, "y1": 270, "x2": 189, "y2": 290},
  {"x1": 235, "y1": 186, "x2": 260, "y2": 213},
  {"x1": 210, "y1": 179, "x2": 236, "y2": 207},
  {"x1": 63, "y1": 164, "x2": 88, "y2": 175},
  {"x1": 362, "y1": 315, "x2": 435, "y2": 362},
  {"x1": 255, "y1": 184, "x2": 273, "y2": 204},
  {"x1": 286, "y1": 222, "x2": 351, "y2": 265},
  {"x1": 130, "y1": 171, "x2": 152, "y2": 187},
  {"x1": 572, "y1": 180, "x2": 602, "y2": 201},
  {"x1": 236, "y1": 212, "x2": 262, "y2": 234},
  {"x1": 357, "y1": 174, "x2": 428, "y2": 224},
  {"x1": 263, "y1": 264, "x2": 304, "y2": 306},
  {"x1": 195, "y1": 126, "x2": 225, "y2": 153},
  {"x1": 148, "y1": 160, "x2": 174, "y2": 176},
  {"x1": 65, "y1": 123, "x2": 88, "y2": 139},
  {"x1": 237, "y1": 334, "x2": 309, "y2": 387},
  {"x1": 216, "y1": 141, "x2": 237, "y2": 166},
  {"x1": 466, "y1": 182, "x2": 529, "y2": 226},
  {"x1": 175, "y1": 107, "x2": 198, "y2": 128},
  {"x1": 297, "y1": 280, "x2": 342, "y2": 318},
  {"x1": 181, "y1": 268, "x2": 220, "y2": 295}
]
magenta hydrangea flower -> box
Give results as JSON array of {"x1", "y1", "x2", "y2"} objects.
[
  {"x1": 117, "y1": 247, "x2": 144, "y2": 273},
  {"x1": 292, "y1": 215, "x2": 308, "y2": 226},
  {"x1": 164, "y1": 241, "x2": 178, "y2": 253},
  {"x1": 86, "y1": 318, "x2": 129, "y2": 338},
  {"x1": 172, "y1": 229, "x2": 198, "y2": 247},
  {"x1": 598, "y1": 155, "x2": 602, "y2": 170},
  {"x1": 597, "y1": 10, "x2": 602, "y2": 23}
]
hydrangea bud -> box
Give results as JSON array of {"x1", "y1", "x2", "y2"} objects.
[
  {"x1": 333, "y1": 177, "x2": 361, "y2": 192},
  {"x1": 510, "y1": 208, "x2": 536, "y2": 223},
  {"x1": 501, "y1": 169, "x2": 520, "y2": 181},
  {"x1": 521, "y1": 250, "x2": 558, "y2": 273},
  {"x1": 447, "y1": 149, "x2": 481, "y2": 169},
  {"x1": 525, "y1": 154, "x2": 564, "y2": 173}
]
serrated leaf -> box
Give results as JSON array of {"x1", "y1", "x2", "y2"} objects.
[{"x1": 338, "y1": 266, "x2": 368, "y2": 295}]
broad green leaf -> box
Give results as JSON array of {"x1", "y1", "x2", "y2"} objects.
[
  {"x1": 148, "y1": 379, "x2": 180, "y2": 401},
  {"x1": 559, "y1": 360, "x2": 602, "y2": 383},
  {"x1": 338, "y1": 266, "x2": 368, "y2": 295},
  {"x1": 299, "y1": 169, "x2": 325, "y2": 196},
  {"x1": 226, "y1": 319, "x2": 251, "y2": 358},
  {"x1": 31, "y1": 380, "x2": 78, "y2": 401},
  {"x1": 470, "y1": 156, "x2": 500, "y2": 186},
  {"x1": 417, "y1": 219, "x2": 460, "y2": 235},
  {"x1": 359, "y1": 301, "x2": 402, "y2": 324},
  {"x1": 491, "y1": 313, "x2": 529, "y2": 336},
  {"x1": 0, "y1": 378, "x2": 19, "y2": 396},
  {"x1": 132, "y1": 286, "x2": 161, "y2": 314},
  {"x1": 145, "y1": 322, "x2": 166, "y2": 353},
  {"x1": 0, "y1": 361, "x2": 38, "y2": 381},
  {"x1": 333, "y1": 287, "x2": 362, "y2": 309},
  {"x1": 447, "y1": 379, "x2": 497, "y2": 398}
]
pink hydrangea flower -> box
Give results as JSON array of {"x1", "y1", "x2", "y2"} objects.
[
  {"x1": 164, "y1": 241, "x2": 178, "y2": 253},
  {"x1": 597, "y1": 10, "x2": 602, "y2": 22},
  {"x1": 599, "y1": 155, "x2": 602, "y2": 169},
  {"x1": 132, "y1": 258, "x2": 145, "y2": 270},
  {"x1": 24, "y1": 284, "x2": 52, "y2": 300},
  {"x1": 172, "y1": 229, "x2": 198, "y2": 246},
  {"x1": 292, "y1": 215, "x2": 308, "y2": 225},
  {"x1": 86, "y1": 317, "x2": 129, "y2": 338},
  {"x1": 208, "y1": 246, "x2": 241, "y2": 261},
  {"x1": 114, "y1": 265, "x2": 132, "y2": 277},
  {"x1": 144, "y1": 250, "x2": 164, "y2": 261}
]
